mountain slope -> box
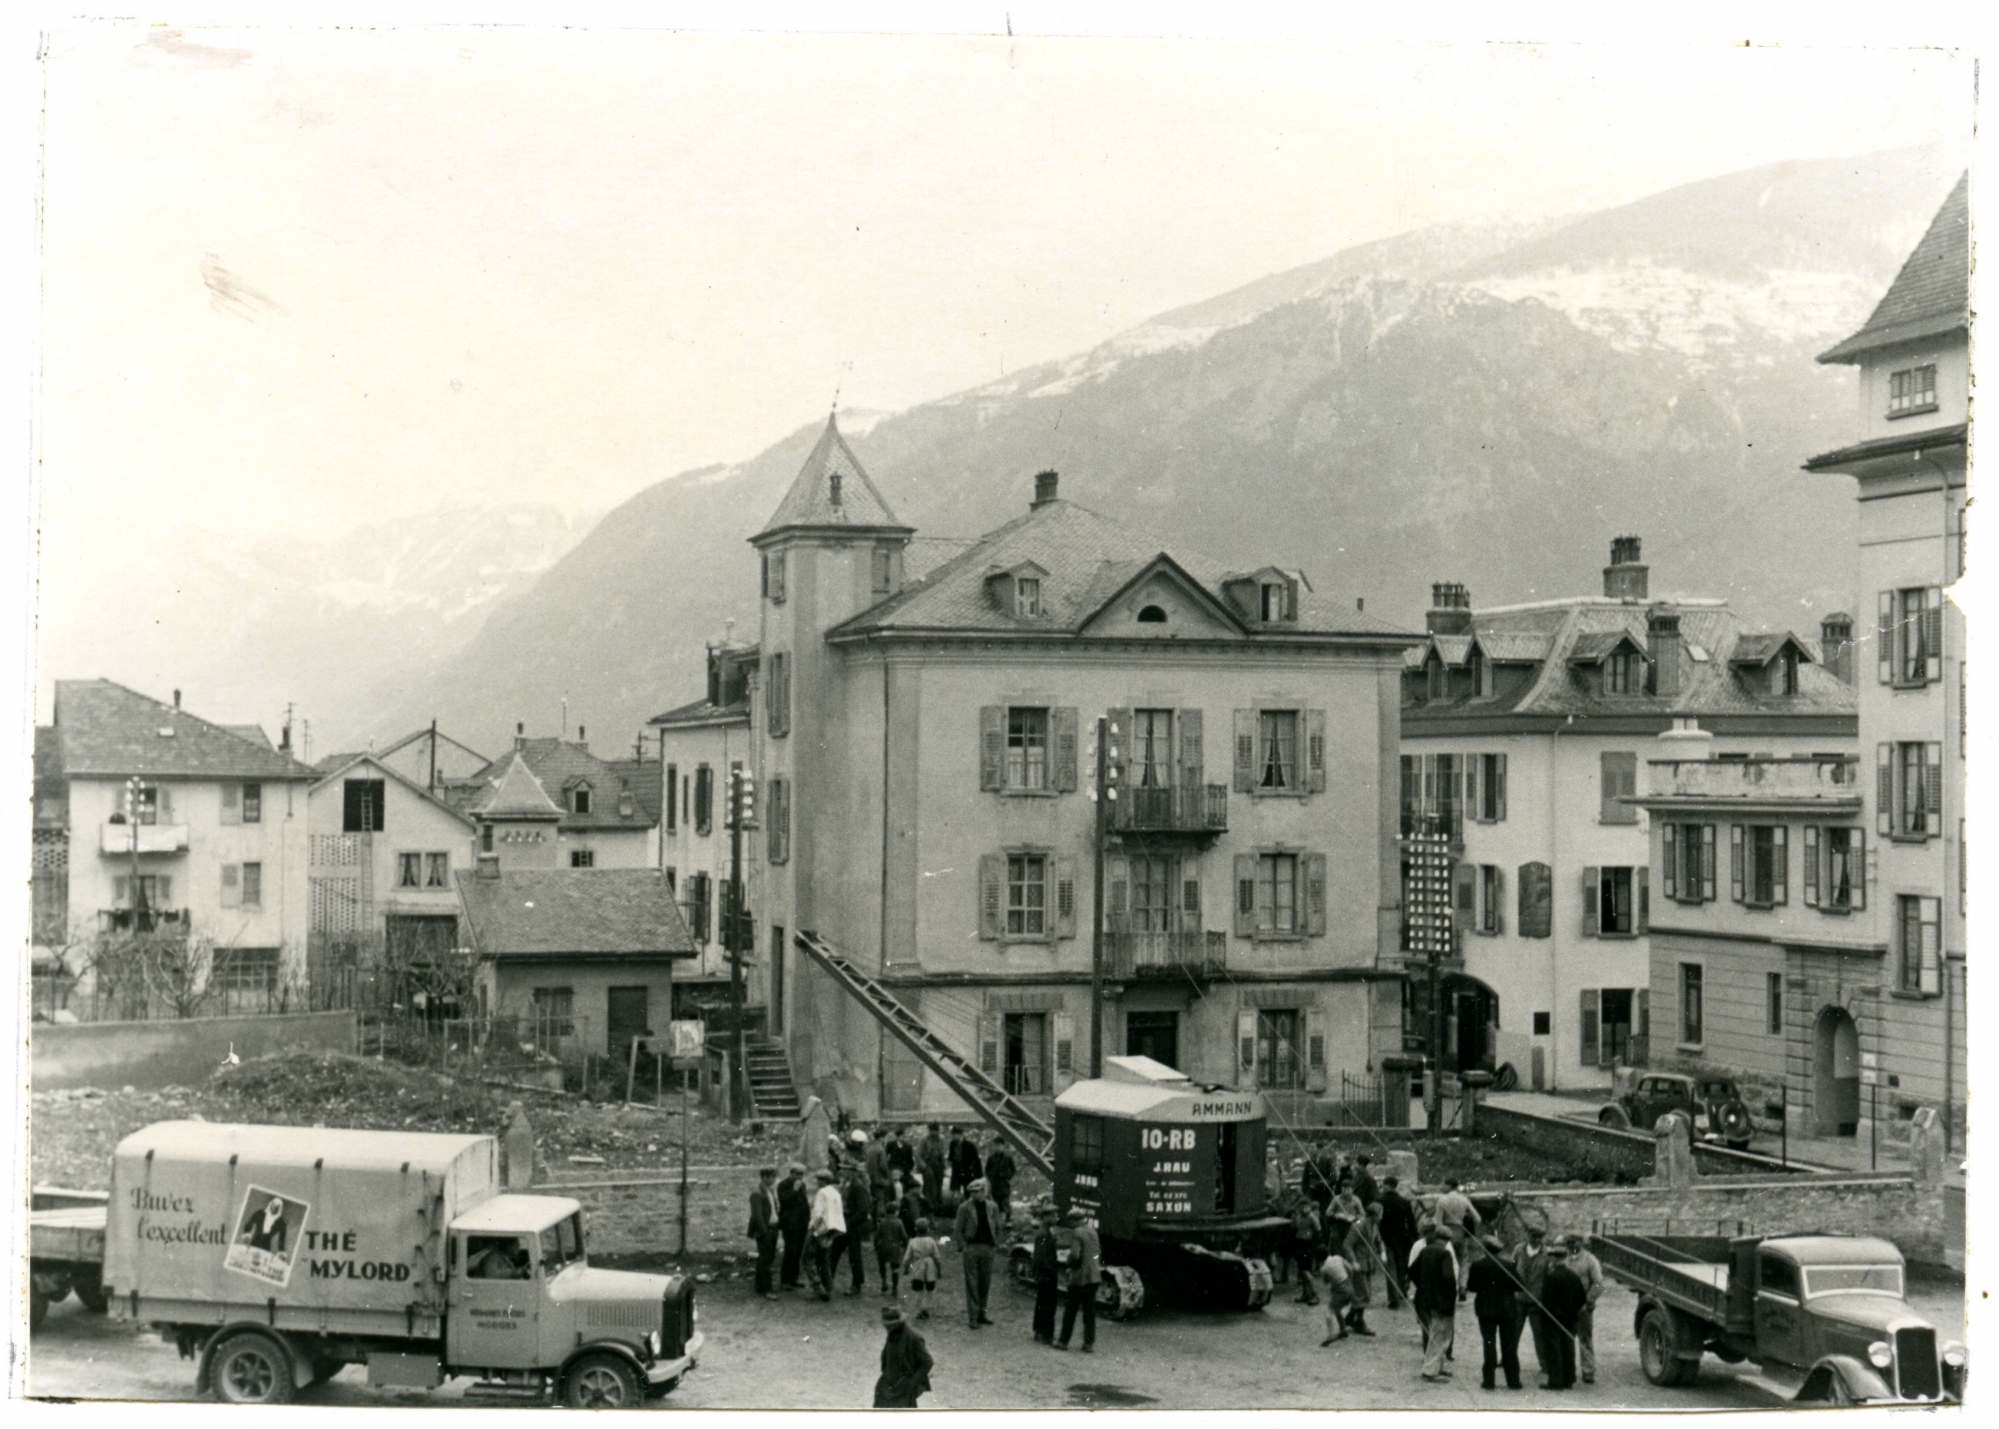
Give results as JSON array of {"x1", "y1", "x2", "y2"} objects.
[{"x1": 339, "y1": 143, "x2": 1968, "y2": 753}]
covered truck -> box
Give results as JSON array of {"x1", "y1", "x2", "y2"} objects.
[
  {"x1": 1593, "y1": 1231, "x2": 1963, "y2": 1404},
  {"x1": 99, "y1": 1121, "x2": 700, "y2": 1406}
]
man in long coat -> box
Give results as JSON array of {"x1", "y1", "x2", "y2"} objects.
[
  {"x1": 1412, "y1": 1226, "x2": 1459, "y2": 1381},
  {"x1": 776, "y1": 1162, "x2": 811, "y2": 1291},
  {"x1": 872, "y1": 1306, "x2": 934, "y2": 1408},
  {"x1": 1513, "y1": 1225, "x2": 1554, "y2": 1384},
  {"x1": 1539, "y1": 1244, "x2": 1588, "y2": 1390},
  {"x1": 1378, "y1": 1175, "x2": 1419, "y2": 1295},
  {"x1": 747, "y1": 1167, "x2": 780, "y2": 1299},
  {"x1": 1466, "y1": 1234, "x2": 1523, "y2": 1390},
  {"x1": 1029, "y1": 1206, "x2": 1061, "y2": 1345}
]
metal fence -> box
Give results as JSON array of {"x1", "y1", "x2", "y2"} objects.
[{"x1": 1322, "y1": 1069, "x2": 1410, "y2": 1128}]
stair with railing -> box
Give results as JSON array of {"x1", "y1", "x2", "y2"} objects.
[
  {"x1": 793, "y1": 929, "x2": 1055, "y2": 1176},
  {"x1": 743, "y1": 1038, "x2": 802, "y2": 1120}
]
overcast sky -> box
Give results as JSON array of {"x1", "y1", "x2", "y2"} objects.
[{"x1": 35, "y1": 25, "x2": 1972, "y2": 564}]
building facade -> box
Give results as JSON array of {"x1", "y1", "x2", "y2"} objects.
[
  {"x1": 456, "y1": 729, "x2": 660, "y2": 869},
  {"x1": 730, "y1": 421, "x2": 1417, "y2": 1122},
  {"x1": 36, "y1": 680, "x2": 316, "y2": 1012},
  {"x1": 1399, "y1": 541, "x2": 1856, "y2": 1092},
  {"x1": 1789, "y1": 170, "x2": 1968, "y2": 1147}
]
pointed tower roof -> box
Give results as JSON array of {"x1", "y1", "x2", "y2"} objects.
[
  {"x1": 756, "y1": 414, "x2": 910, "y2": 541},
  {"x1": 471, "y1": 751, "x2": 564, "y2": 820},
  {"x1": 1819, "y1": 171, "x2": 1969, "y2": 363}
]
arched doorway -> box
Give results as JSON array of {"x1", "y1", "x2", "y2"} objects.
[
  {"x1": 1442, "y1": 974, "x2": 1499, "y2": 1075},
  {"x1": 1814, "y1": 1007, "x2": 1860, "y2": 1137}
]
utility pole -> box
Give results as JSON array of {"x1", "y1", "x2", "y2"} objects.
[
  {"x1": 725, "y1": 763, "x2": 753, "y2": 1124},
  {"x1": 1088, "y1": 716, "x2": 1119, "y2": 1079},
  {"x1": 126, "y1": 776, "x2": 143, "y2": 930}
]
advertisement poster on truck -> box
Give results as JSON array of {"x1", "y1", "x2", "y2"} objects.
[{"x1": 224, "y1": 1185, "x2": 311, "y2": 1288}]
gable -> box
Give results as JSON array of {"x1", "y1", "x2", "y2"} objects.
[{"x1": 1076, "y1": 556, "x2": 1246, "y2": 638}]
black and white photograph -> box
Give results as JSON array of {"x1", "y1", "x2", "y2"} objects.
[{"x1": 7, "y1": 7, "x2": 1982, "y2": 1414}]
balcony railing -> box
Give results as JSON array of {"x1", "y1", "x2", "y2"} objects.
[
  {"x1": 97, "y1": 907, "x2": 189, "y2": 934},
  {"x1": 101, "y1": 822, "x2": 189, "y2": 855},
  {"x1": 1108, "y1": 783, "x2": 1228, "y2": 835},
  {"x1": 1105, "y1": 928, "x2": 1227, "y2": 980},
  {"x1": 1645, "y1": 756, "x2": 1862, "y2": 801}
]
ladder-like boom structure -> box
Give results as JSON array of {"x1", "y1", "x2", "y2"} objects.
[{"x1": 793, "y1": 930, "x2": 1055, "y2": 1177}]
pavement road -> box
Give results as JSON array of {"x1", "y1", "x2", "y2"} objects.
[{"x1": 27, "y1": 1265, "x2": 1966, "y2": 1410}]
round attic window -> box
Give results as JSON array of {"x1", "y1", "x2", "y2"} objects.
[{"x1": 1137, "y1": 604, "x2": 1168, "y2": 623}]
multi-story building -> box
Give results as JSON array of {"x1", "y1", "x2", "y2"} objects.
[
  {"x1": 648, "y1": 640, "x2": 757, "y2": 1021},
  {"x1": 306, "y1": 753, "x2": 481, "y2": 967},
  {"x1": 456, "y1": 729, "x2": 659, "y2": 869},
  {"x1": 34, "y1": 679, "x2": 316, "y2": 1011},
  {"x1": 1398, "y1": 541, "x2": 1856, "y2": 1092},
  {"x1": 726, "y1": 418, "x2": 1418, "y2": 1122},
  {"x1": 1786, "y1": 170, "x2": 1968, "y2": 1149}
]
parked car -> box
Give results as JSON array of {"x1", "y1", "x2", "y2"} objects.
[{"x1": 1599, "y1": 1068, "x2": 1755, "y2": 1150}]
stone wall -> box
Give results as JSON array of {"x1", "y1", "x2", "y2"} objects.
[
  {"x1": 1476, "y1": 1103, "x2": 1656, "y2": 1181},
  {"x1": 31, "y1": 1010, "x2": 356, "y2": 1090}
]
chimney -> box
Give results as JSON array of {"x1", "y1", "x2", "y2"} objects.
[
  {"x1": 515, "y1": 721, "x2": 526, "y2": 750},
  {"x1": 1426, "y1": 581, "x2": 1473, "y2": 635},
  {"x1": 1604, "y1": 535, "x2": 1649, "y2": 602},
  {"x1": 173, "y1": 688, "x2": 182, "y2": 709},
  {"x1": 1647, "y1": 607, "x2": 1682, "y2": 697},
  {"x1": 1032, "y1": 470, "x2": 1060, "y2": 509},
  {"x1": 577, "y1": 725, "x2": 586, "y2": 748},
  {"x1": 1821, "y1": 613, "x2": 1855, "y2": 685},
  {"x1": 476, "y1": 852, "x2": 502, "y2": 880}
]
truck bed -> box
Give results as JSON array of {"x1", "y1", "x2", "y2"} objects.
[
  {"x1": 1592, "y1": 1233, "x2": 1737, "y2": 1327},
  {"x1": 30, "y1": 1190, "x2": 108, "y2": 1264}
]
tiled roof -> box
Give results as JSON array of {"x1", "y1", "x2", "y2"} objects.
[
  {"x1": 455, "y1": 869, "x2": 694, "y2": 958},
  {"x1": 1728, "y1": 633, "x2": 1809, "y2": 666},
  {"x1": 758, "y1": 414, "x2": 908, "y2": 537},
  {"x1": 464, "y1": 739, "x2": 658, "y2": 830},
  {"x1": 51, "y1": 679, "x2": 317, "y2": 780},
  {"x1": 1802, "y1": 421, "x2": 1967, "y2": 474},
  {"x1": 605, "y1": 758, "x2": 664, "y2": 824},
  {"x1": 226, "y1": 725, "x2": 273, "y2": 749},
  {"x1": 1820, "y1": 172, "x2": 1969, "y2": 363},
  {"x1": 647, "y1": 697, "x2": 749, "y2": 729},
  {"x1": 469, "y1": 752, "x2": 565, "y2": 819},
  {"x1": 1477, "y1": 631, "x2": 1555, "y2": 662},
  {"x1": 828, "y1": 498, "x2": 1414, "y2": 643},
  {"x1": 1432, "y1": 634, "x2": 1475, "y2": 668},
  {"x1": 1405, "y1": 599, "x2": 1855, "y2": 724}
]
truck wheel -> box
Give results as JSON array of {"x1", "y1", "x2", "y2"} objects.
[
  {"x1": 1599, "y1": 1105, "x2": 1631, "y2": 1130},
  {"x1": 73, "y1": 1273, "x2": 109, "y2": 1315},
  {"x1": 562, "y1": 1352, "x2": 641, "y2": 1408},
  {"x1": 1098, "y1": 1264, "x2": 1145, "y2": 1320},
  {"x1": 1638, "y1": 1309, "x2": 1696, "y2": 1388},
  {"x1": 29, "y1": 1286, "x2": 48, "y2": 1333},
  {"x1": 211, "y1": 1332, "x2": 297, "y2": 1405}
]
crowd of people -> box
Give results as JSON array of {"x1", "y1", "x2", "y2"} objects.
[{"x1": 747, "y1": 1127, "x2": 1609, "y2": 1407}]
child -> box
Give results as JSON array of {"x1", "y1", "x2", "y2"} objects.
[
  {"x1": 1318, "y1": 1246, "x2": 1356, "y2": 1347},
  {"x1": 901, "y1": 1216, "x2": 942, "y2": 1321},
  {"x1": 876, "y1": 1187, "x2": 910, "y2": 1299}
]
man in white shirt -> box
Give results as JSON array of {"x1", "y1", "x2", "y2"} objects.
[{"x1": 807, "y1": 1169, "x2": 846, "y2": 1302}]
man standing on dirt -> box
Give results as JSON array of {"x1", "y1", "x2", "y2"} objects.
[
  {"x1": 840, "y1": 1165, "x2": 875, "y2": 1296},
  {"x1": 919, "y1": 1124, "x2": 947, "y2": 1214},
  {"x1": 1378, "y1": 1175, "x2": 1418, "y2": 1296},
  {"x1": 1513, "y1": 1225, "x2": 1554, "y2": 1384},
  {"x1": 1564, "y1": 1234, "x2": 1603, "y2": 1384},
  {"x1": 747, "y1": 1167, "x2": 780, "y2": 1299},
  {"x1": 1412, "y1": 1226, "x2": 1459, "y2": 1381},
  {"x1": 872, "y1": 1306, "x2": 934, "y2": 1409},
  {"x1": 1055, "y1": 1208, "x2": 1100, "y2": 1353},
  {"x1": 982, "y1": 1137, "x2": 1017, "y2": 1223},
  {"x1": 1539, "y1": 1243, "x2": 1587, "y2": 1390},
  {"x1": 1030, "y1": 1205, "x2": 1061, "y2": 1345},
  {"x1": 1433, "y1": 1177, "x2": 1481, "y2": 1294},
  {"x1": 953, "y1": 1178, "x2": 1001, "y2": 1328},
  {"x1": 807, "y1": 1169, "x2": 846, "y2": 1301},
  {"x1": 887, "y1": 1127, "x2": 915, "y2": 1185},
  {"x1": 1467, "y1": 1234, "x2": 1523, "y2": 1390},
  {"x1": 777, "y1": 1162, "x2": 811, "y2": 1292},
  {"x1": 950, "y1": 1128, "x2": 982, "y2": 1196}
]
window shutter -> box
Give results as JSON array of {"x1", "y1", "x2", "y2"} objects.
[
  {"x1": 1233, "y1": 853, "x2": 1256, "y2": 938},
  {"x1": 1580, "y1": 989, "x2": 1600, "y2": 1068},
  {"x1": 1178, "y1": 707, "x2": 1204, "y2": 795},
  {"x1": 760, "y1": 552, "x2": 769, "y2": 599},
  {"x1": 1771, "y1": 827, "x2": 1788, "y2": 906},
  {"x1": 1233, "y1": 710, "x2": 1256, "y2": 792},
  {"x1": 1055, "y1": 856, "x2": 1078, "y2": 939},
  {"x1": 1052, "y1": 1011, "x2": 1075, "y2": 1085},
  {"x1": 1919, "y1": 897, "x2": 1942, "y2": 994},
  {"x1": 1924, "y1": 743, "x2": 1943, "y2": 827},
  {"x1": 1851, "y1": 830, "x2": 1867, "y2": 911},
  {"x1": 1636, "y1": 988, "x2": 1650, "y2": 1043},
  {"x1": 1730, "y1": 825, "x2": 1745, "y2": 903},
  {"x1": 1181, "y1": 871, "x2": 1202, "y2": 925},
  {"x1": 1877, "y1": 591, "x2": 1895, "y2": 684},
  {"x1": 1306, "y1": 710, "x2": 1327, "y2": 793},
  {"x1": 1492, "y1": 864, "x2": 1506, "y2": 936},
  {"x1": 1305, "y1": 1006, "x2": 1327, "y2": 1092},
  {"x1": 1599, "y1": 752, "x2": 1618, "y2": 822},
  {"x1": 220, "y1": 863, "x2": 241, "y2": 909},
  {"x1": 1636, "y1": 866, "x2": 1649, "y2": 933},
  {"x1": 666, "y1": 764, "x2": 678, "y2": 833},
  {"x1": 1923, "y1": 587, "x2": 1944, "y2": 682},
  {"x1": 1701, "y1": 825, "x2": 1717, "y2": 902},
  {"x1": 978, "y1": 854, "x2": 1004, "y2": 940},
  {"x1": 980, "y1": 707, "x2": 1005, "y2": 791},
  {"x1": 1876, "y1": 744, "x2": 1893, "y2": 836},
  {"x1": 1803, "y1": 826, "x2": 1820, "y2": 907},
  {"x1": 1494, "y1": 753, "x2": 1508, "y2": 821},
  {"x1": 1305, "y1": 853, "x2": 1328, "y2": 936},
  {"x1": 1053, "y1": 707, "x2": 1080, "y2": 792},
  {"x1": 1453, "y1": 861, "x2": 1476, "y2": 938},
  {"x1": 1465, "y1": 755, "x2": 1480, "y2": 818},
  {"x1": 1581, "y1": 866, "x2": 1599, "y2": 937},
  {"x1": 980, "y1": 1013, "x2": 999, "y2": 1076},
  {"x1": 1106, "y1": 852, "x2": 1129, "y2": 934},
  {"x1": 159, "y1": 876, "x2": 173, "y2": 905},
  {"x1": 1661, "y1": 825, "x2": 1678, "y2": 900},
  {"x1": 1107, "y1": 707, "x2": 1132, "y2": 795},
  {"x1": 1237, "y1": 1009, "x2": 1258, "y2": 1082},
  {"x1": 220, "y1": 783, "x2": 240, "y2": 826}
]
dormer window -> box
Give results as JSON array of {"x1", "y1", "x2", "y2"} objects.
[
  {"x1": 1468, "y1": 649, "x2": 1490, "y2": 698},
  {"x1": 1604, "y1": 650, "x2": 1642, "y2": 695},
  {"x1": 571, "y1": 784, "x2": 593, "y2": 815},
  {"x1": 1016, "y1": 577, "x2": 1042, "y2": 618},
  {"x1": 1426, "y1": 656, "x2": 1446, "y2": 700},
  {"x1": 1260, "y1": 581, "x2": 1292, "y2": 622},
  {"x1": 872, "y1": 546, "x2": 894, "y2": 596}
]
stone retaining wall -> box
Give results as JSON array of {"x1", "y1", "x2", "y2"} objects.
[
  {"x1": 31, "y1": 1011, "x2": 356, "y2": 1090},
  {"x1": 1476, "y1": 1103, "x2": 1657, "y2": 1181}
]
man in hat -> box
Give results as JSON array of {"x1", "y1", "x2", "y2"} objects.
[
  {"x1": 863, "y1": 1128, "x2": 892, "y2": 1211},
  {"x1": 1030, "y1": 1205, "x2": 1061, "y2": 1345},
  {"x1": 872, "y1": 1306, "x2": 933, "y2": 1409},
  {"x1": 919, "y1": 1124, "x2": 947, "y2": 1214},
  {"x1": 1351, "y1": 1154, "x2": 1379, "y2": 1214},
  {"x1": 1564, "y1": 1234, "x2": 1604, "y2": 1384},
  {"x1": 1378, "y1": 1174, "x2": 1418, "y2": 1298},
  {"x1": 840, "y1": 1162, "x2": 875, "y2": 1296},
  {"x1": 1539, "y1": 1243, "x2": 1588, "y2": 1390},
  {"x1": 887, "y1": 1126, "x2": 916, "y2": 1184},
  {"x1": 1412, "y1": 1226, "x2": 1459, "y2": 1381},
  {"x1": 1433, "y1": 1177, "x2": 1482, "y2": 1297},
  {"x1": 1512, "y1": 1224, "x2": 1554, "y2": 1384},
  {"x1": 1466, "y1": 1234, "x2": 1523, "y2": 1390},
  {"x1": 982, "y1": 1136, "x2": 1017, "y2": 1223},
  {"x1": 806, "y1": 1169, "x2": 846, "y2": 1301},
  {"x1": 777, "y1": 1162, "x2": 811, "y2": 1291},
  {"x1": 950, "y1": 1128, "x2": 982, "y2": 1196},
  {"x1": 1055, "y1": 1208, "x2": 1101, "y2": 1353},
  {"x1": 747, "y1": 1167, "x2": 781, "y2": 1299},
  {"x1": 953, "y1": 1178, "x2": 1001, "y2": 1328}
]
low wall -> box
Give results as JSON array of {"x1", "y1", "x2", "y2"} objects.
[
  {"x1": 1477, "y1": 1103, "x2": 1657, "y2": 1181},
  {"x1": 31, "y1": 1011, "x2": 357, "y2": 1090}
]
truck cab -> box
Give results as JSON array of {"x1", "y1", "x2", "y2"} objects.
[{"x1": 1751, "y1": 1236, "x2": 1961, "y2": 1402}]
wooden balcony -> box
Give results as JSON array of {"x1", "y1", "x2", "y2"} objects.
[
  {"x1": 1107, "y1": 783, "x2": 1227, "y2": 836},
  {"x1": 100, "y1": 821, "x2": 189, "y2": 855},
  {"x1": 1106, "y1": 929, "x2": 1227, "y2": 981}
]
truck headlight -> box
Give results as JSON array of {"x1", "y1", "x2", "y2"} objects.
[
  {"x1": 1867, "y1": 1341, "x2": 1893, "y2": 1370},
  {"x1": 647, "y1": 1330, "x2": 661, "y2": 1356},
  {"x1": 1942, "y1": 1341, "x2": 1966, "y2": 1368}
]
